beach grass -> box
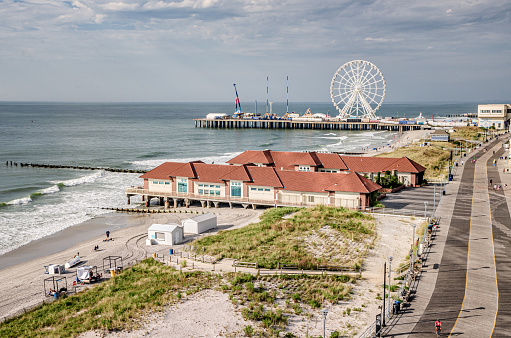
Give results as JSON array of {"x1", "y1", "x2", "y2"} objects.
[
  {"x1": 0, "y1": 259, "x2": 220, "y2": 337},
  {"x1": 376, "y1": 143, "x2": 451, "y2": 179},
  {"x1": 191, "y1": 205, "x2": 375, "y2": 270}
]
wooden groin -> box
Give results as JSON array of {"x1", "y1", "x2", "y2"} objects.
[
  {"x1": 8, "y1": 162, "x2": 147, "y2": 174},
  {"x1": 101, "y1": 207, "x2": 206, "y2": 214}
]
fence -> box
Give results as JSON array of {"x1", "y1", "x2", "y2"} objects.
[{"x1": 357, "y1": 220, "x2": 439, "y2": 338}]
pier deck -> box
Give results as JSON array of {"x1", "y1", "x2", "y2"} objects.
[{"x1": 194, "y1": 118, "x2": 425, "y2": 131}]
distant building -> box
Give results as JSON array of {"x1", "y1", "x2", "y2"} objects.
[
  {"x1": 478, "y1": 104, "x2": 511, "y2": 130},
  {"x1": 430, "y1": 129, "x2": 450, "y2": 142}
]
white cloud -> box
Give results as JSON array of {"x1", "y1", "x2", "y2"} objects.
[{"x1": 101, "y1": 2, "x2": 139, "y2": 11}]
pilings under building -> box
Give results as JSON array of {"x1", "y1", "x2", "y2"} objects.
[{"x1": 194, "y1": 118, "x2": 424, "y2": 131}]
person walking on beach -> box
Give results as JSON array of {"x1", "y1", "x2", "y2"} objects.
[
  {"x1": 435, "y1": 319, "x2": 442, "y2": 336},
  {"x1": 106, "y1": 230, "x2": 110, "y2": 239}
]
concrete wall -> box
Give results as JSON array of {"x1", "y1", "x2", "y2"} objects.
[
  {"x1": 248, "y1": 186, "x2": 274, "y2": 201},
  {"x1": 148, "y1": 179, "x2": 173, "y2": 193},
  {"x1": 194, "y1": 182, "x2": 225, "y2": 197},
  {"x1": 334, "y1": 191, "x2": 360, "y2": 208}
]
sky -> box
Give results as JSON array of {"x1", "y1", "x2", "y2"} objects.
[{"x1": 0, "y1": 0, "x2": 510, "y2": 103}]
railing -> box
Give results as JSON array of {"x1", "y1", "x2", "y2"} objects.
[{"x1": 125, "y1": 187, "x2": 362, "y2": 209}]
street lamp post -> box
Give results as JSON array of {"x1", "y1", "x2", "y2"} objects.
[
  {"x1": 387, "y1": 256, "x2": 393, "y2": 321},
  {"x1": 433, "y1": 185, "x2": 436, "y2": 217},
  {"x1": 321, "y1": 308, "x2": 329, "y2": 338},
  {"x1": 423, "y1": 201, "x2": 428, "y2": 238},
  {"x1": 411, "y1": 224, "x2": 417, "y2": 273}
]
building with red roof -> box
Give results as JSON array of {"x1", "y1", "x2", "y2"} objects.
[
  {"x1": 126, "y1": 160, "x2": 381, "y2": 210},
  {"x1": 227, "y1": 150, "x2": 426, "y2": 187}
]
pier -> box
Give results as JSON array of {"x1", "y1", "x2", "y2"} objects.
[{"x1": 194, "y1": 118, "x2": 424, "y2": 131}]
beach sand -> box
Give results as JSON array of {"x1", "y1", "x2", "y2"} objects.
[
  {"x1": 363, "y1": 129, "x2": 432, "y2": 157},
  {"x1": 0, "y1": 207, "x2": 263, "y2": 322}
]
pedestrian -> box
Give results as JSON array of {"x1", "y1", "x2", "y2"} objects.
[
  {"x1": 494, "y1": 184, "x2": 497, "y2": 191},
  {"x1": 106, "y1": 230, "x2": 110, "y2": 239}
]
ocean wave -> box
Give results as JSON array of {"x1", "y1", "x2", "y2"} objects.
[
  {"x1": 131, "y1": 152, "x2": 242, "y2": 169},
  {"x1": 137, "y1": 151, "x2": 169, "y2": 159},
  {"x1": 52, "y1": 171, "x2": 105, "y2": 187},
  {"x1": 7, "y1": 196, "x2": 32, "y2": 205}
]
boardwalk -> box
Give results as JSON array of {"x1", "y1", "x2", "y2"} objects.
[{"x1": 382, "y1": 136, "x2": 508, "y2": 337}]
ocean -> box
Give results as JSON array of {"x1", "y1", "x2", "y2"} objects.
[{"x1": 0, "y1": 101, "x2": 478, "y2": 256}]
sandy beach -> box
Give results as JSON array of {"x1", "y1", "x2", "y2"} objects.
[{"x1": 363, "y1": 129, "x2": 432, "y2": 157}]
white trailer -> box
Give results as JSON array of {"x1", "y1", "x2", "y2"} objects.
[
  {"x1": 147, "y1": 223, "x2": 183, "y2": 245},
  {"x1": 181, "y1": 213, "x2": 217, "y2": 234}
]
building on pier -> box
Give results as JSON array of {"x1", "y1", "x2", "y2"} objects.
[
  {"x1": 227, "y1": 150, "x2": 426, "y2": 187},
  {"x1": 125, "y1": 161, "x2": 381, "y2": 210}
]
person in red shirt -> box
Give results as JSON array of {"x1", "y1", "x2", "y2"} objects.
[{"x1": 435, "y1": 319, "x2": 442, "y2": 336}]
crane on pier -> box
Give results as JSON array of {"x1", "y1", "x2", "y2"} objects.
[{"x1": 233, "y1": 84, "x2": 242, "y2": 117}]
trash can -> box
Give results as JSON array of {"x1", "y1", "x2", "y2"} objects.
[
  {"x1": 456, "y1": 162, "x2": 458, "y2": 166},
  {"x1": 443, "y1": 190, "x2": 446, "y2": 195},
  {"x1": 110, "y1": 269, "x2": 116, "y2": 277},
  {"x1": 54, "y1": 292, "x2": 59, "y2": 300},
  {"x1": 449, "y1": 174, "x2": 453, "y2": 181},
  {"x1": 152, "y1": 252, "x2": 156, "y2": 258},
  {"x1": 393, "y1": 301, "x2": 400, "y2": 314},
  {"x1": 169, "y1": 249, "x2": 174, "y2": 255}
]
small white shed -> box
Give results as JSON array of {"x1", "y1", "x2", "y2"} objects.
[
  {"x1": 148, "y1": 223, "x2": 183, "y2": 245},
  {"x1": 181, "y1": 213, "x2": 217, "y2": 234}
]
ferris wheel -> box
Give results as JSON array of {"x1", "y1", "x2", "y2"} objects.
[{"x1": 330, "y1": 60, "x2": 386, "y2": 119}]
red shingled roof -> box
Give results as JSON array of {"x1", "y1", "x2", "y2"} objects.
[
  {"x1": 315, "y1": 153, "x2": 348, "y2": 170},
  {"x1": 246, "y1": 166, "x2": 283, "y2": 187},
  {"x1": 384, "y1": 157, "x2": 426, "y2": 173},
  {"x1": 140, "y1": 162, "x2": 197, "y2": 179},
  {"x1": 341, "y1": 156, "x2": 398, "y2": 173},
  {"x1": 277, "y1": 171, "x2": 380, "y2": 193},
  {"x1": 226, "y1": 150, "x2": 273, "y2": 165},
  {"x1": 341, "y1": 156, "x2": 426, "y2": 173},
  {"x1": 271, "y1": 151, "x2": 320, "y2": 169},
  {"x1": 324, "y1": 172, "x2": 381, "y2": 193}
]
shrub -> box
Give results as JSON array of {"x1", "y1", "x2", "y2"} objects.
[{"x1": 244, "y1": 325, "x2": 254, "y2": 337}]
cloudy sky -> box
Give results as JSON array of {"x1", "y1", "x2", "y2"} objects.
[{"x1": 0, "y1": 0, "x2": 510, "y2": 102}]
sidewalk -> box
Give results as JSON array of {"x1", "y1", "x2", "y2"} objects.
[{"x1": 382, "y1": 137, "x2": 502, "y2": 337}]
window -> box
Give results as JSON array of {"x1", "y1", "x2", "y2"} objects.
[
  {"x1": 231, "y1": 182, "x2": 242, "y2": 197},
  {"x1": 216, "y1": 190, "x2": 220, "y2": 195},
  {"x1": 199, "y1": 184, "x2": 203, "y2": 187},
  {"x1": 258, "y1": 188, "x2": 263, "y2": 191},
  {"x1": 178, "y1": 178, "x2": 187, "y2": 193},
  {"x1": 216, "y1": 185, "x2": 220, "y2": 189},
  {"x1": 155, "y1": 232, "x2": 165, "y2": 240},
  {"x1": 299, "y1": 166, "x2": 310, "y2": 172},
  {"x1": 307, "y1": 196, "x2": 315, "y2": 203},
  {"x1": 251, "y1": 187, "x2": 256, "y2": 191},
  {"x1": 165, "y1": 182, "x2": 170, "y2": 185},
  {"x1": 153, "y1": 181, "x2": 158, "y2": 184},
  {"x1": 265, "y1": 189, "x2": 270, "y2": 192},
  {"x1": 198, "y1": 189, "x2": 203, "y2": 194}
]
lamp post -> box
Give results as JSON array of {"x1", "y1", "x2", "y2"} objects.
[
  {"x1": 433, "y1": 185, "x2": 436, "y2": 217},
  {"x1": 411, "y1": 224, "x2": 417, "y2": 273},
  {"x1": 423, "y1": 201, "x2": 428, "y2": 238},
  {"x1": 321, "y1": 308, "x2": 329, "y2": 338},
  {"x1": 387, "y1": 256, "x2": 393, "y2": 321}
]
